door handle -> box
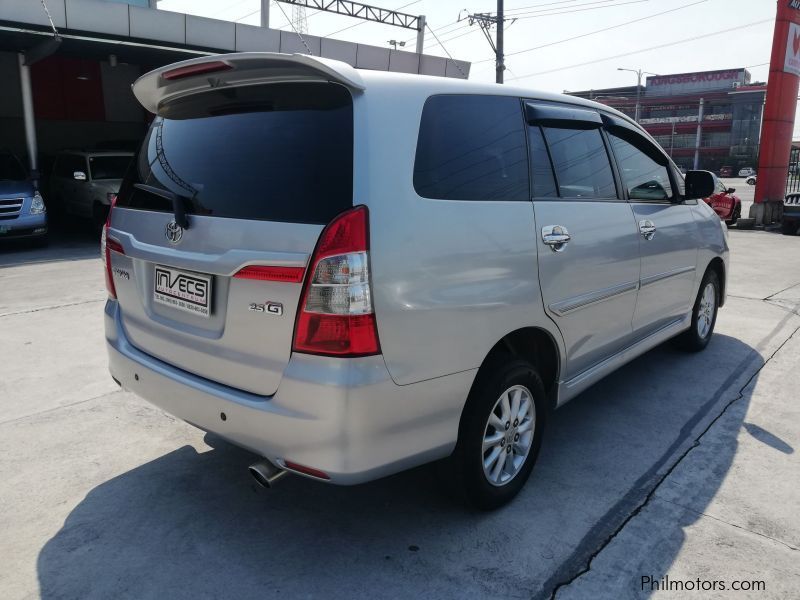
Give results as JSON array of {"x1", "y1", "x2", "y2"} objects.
[
  {"x1": 542, "y1": 225, "x2": 571, "y2": 252},
  {"x1": 639, "y1": 219, "x2": 656, "y2": 240}
]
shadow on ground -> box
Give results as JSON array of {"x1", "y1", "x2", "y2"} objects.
[
  {"x1": 0, "y1": 217, "x2": 100, "y2": 267},
  {"x1": 36, "y1": 330, "x2": 767, "y2": 600}
]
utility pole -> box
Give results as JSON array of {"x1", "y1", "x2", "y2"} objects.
[
  {"x1": 670, "y1": 120, "x2": 676, "y2": 157},
  {"x1": 617, "y1": 67, "x2": 657, "y2": 123},
  {"x1": 415, "y1": 15, "x2": 426, "y2": 54},
  {"x1": 465, "y1": 1, "x2": 514, "y2": 84},
  {"x1": 496, "y1": 0, "x2": 504, "y2": 84},
  {"x1": 694, "y1": 97, "x2": 705, "y2": 170},
  {"x1": 260, "y1": 0, "x2": 269, "y2": 27}
]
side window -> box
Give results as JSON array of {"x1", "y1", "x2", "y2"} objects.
[
  {"x1": 608, "y1": 131, "x2": 673, "y2": 201},
  {"x1": 54, "y1": 157, "x2": 69, "y2": 178},
  {"x1": 528, "y1": 125, "x2": 558, "y2": 198},
  {"x1": 74, "y1": 156, "x2": 89, "y2": 177},
  {"x1": 541, "y1": 127, "x2": 617, "y2": 199},
  {"x1": 413, "y1": 95, "x2": 529, "y2": 201},
  {"x1": 58, "y1": 155, "x2": 85, "y2": 177}
]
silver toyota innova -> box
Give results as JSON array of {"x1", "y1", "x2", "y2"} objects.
[{"x1": 105, "y1": 53, "x2": 726, "y2": 508}]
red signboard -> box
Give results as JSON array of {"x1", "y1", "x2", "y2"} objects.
[{"x1": 648, "y1": 70, "x2": 742, "y2": 87}]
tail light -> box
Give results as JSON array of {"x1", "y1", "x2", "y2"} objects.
[
  {"x1": 101, "y1": 196, "x2": 123, "y2": 299},
  {"x1": 292, "y1": 206, "x2": 381, "y2": 357}
]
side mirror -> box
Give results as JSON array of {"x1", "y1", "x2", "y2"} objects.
[
  {"x1": 684, "y1": 170, "x2": 715, "y2": 200},
  {"x1": 726, "y1": 187, "x2": 736, "y2": 194},
  {"x1": 73, "y1": 171, "x2": 87, "y2": 181}
]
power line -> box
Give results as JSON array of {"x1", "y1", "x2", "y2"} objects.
[
  {"x1": 473, "y1": 0, "x2": 707, "y2": 64},
  {"x1": 424, "y1": 0, "x2": 653, "y2": 52},
  {"x1": 507, "y1": 18, "x2": 772, "y2": 81},
  {"x1": 508, "y1": 0, "x2": 633, "y2": 16},
  {"x1": 413, "y1": 0, "x2": 610, "y2": 48},
  {"x1": 511, "y1": 0, "x2": 652, "y2": 19},
  {"x1": 424, "y1": 24, "x2": 479, "y2": 50},
  {"x1": 274, "y1": 0, "x2": 313, "y2": 53},
  {"x1": 211, "y1": 0, "x2": 254, "y2": 18},
  {"x1": 505, "y1": 0, "x2": 611, "y2": 11},
  {"x1": 404, "y1": 16, "x2": 468, "y2": 43},
  {"x1": 425, "y1": 23, "x2": 469, "y2": 78}
]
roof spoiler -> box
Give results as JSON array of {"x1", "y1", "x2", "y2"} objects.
[{"x1": 132, "y1": 52, "x2": 366, "y2": 114}]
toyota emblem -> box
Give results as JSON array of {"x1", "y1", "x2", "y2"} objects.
[{"x1": 165, "y1": 220, "x2": 183, "y2": 244}]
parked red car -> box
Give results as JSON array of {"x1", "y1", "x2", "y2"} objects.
[{"x1": 704, "y1": 179, "x2": 742, "y2": 225}]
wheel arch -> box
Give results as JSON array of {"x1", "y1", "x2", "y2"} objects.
[
  {"x1": 472, "y1": 327, "x2": 561, "y2": 411},
  {"x1": 706, "y1": 256, "x2": 726, "y2": 307}
]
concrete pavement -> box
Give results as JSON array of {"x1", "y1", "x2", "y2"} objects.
[{"x1": 0, "y1": 227, "x2": 798, "y2": 599}]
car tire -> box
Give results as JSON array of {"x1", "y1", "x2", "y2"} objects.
[
  {"x1": 450, "y1": 357, "x2": 546, "y2": 510},
  {"x1": 781, "y1": 219, "x2": 798, "y2": 236},
  {"x1": 727, "y1": 205, "x2": 741, "y2": 226},
  {"x1": 676, "y1": 269, "x2": 720, "y2": 352}
]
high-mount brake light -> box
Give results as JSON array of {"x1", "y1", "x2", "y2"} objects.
[
  {"x1": 162, "y1": 61, "x2": 233, "y2": 81},
  {"x1": 292, "y1": 206, "x2": 381, "y2": 357},
  {"x1": 101, "y1": 195, "x2": 123, "y2": 299},
  {"x1": 233, "y1": 265, "x2": 305, "y2": 283}
]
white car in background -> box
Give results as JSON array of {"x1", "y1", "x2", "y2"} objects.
[{"x1": 738, "y1": 167, "x2": 756, "y2": 177}]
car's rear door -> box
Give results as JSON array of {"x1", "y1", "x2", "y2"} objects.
[
  {"x1": 108, "y1": 82, "x2": 354, "y2": 396},
  {"x1": 604, "y1": 117, "x2": 699, "y2": 339},
  {"x1": 527, "y1": 103, "x2": 641, "y2": 381}
]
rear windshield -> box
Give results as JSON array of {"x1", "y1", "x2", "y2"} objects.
[
  {"x1": 89, "y1": 156, "x2": 132, "y2": 180},
  {"x1": 0, "y1": 153, "x2": 27, "y2": 181},
  {"x1": 116, "y1": 82, "x2": 353, "y2": 224}
]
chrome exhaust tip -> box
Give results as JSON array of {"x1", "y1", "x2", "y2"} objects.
[{"x1": 249, "y1": 459, "x2": 289, "y2": 488}]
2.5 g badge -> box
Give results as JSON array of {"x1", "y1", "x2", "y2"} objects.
[{"x1": 249, "y1": 301, "x2": 283, "y2": 316}]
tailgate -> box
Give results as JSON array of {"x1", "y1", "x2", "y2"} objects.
[
  {"x1": 110, "y1": 209, "x2": 321, "y2": 396},
  {"x1": 108, "y1": 79, "x2": 353, "y2": 396}
]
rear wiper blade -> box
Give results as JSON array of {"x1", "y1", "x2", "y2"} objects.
[{"x1": 134, "y1": 183, "x2": 191, "y2": 229}]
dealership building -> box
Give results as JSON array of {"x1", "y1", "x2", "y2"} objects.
[
  {"x1": 0, "y1": 0, "x2": 469, "y2": 175},
  {"x1": 570, "y1": 69, "x2": 767, "y2": 173}
]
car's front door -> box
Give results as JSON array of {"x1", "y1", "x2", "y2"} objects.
[
  {"x1": 604, "y1": 121, "x2": 699, "y2": 339},
  {"x1": 60, "y1": 155, "x2": 88, "y2": 216},
  {"x1": 527, "y1": 103, "x2": 641, "y2": 381}
]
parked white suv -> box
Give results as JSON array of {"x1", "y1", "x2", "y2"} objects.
[
  {"x1": 51, "y1": 150, "x2": 133, "y2": 227},
  {"x1": 104, "y1": 54, "x2": 727, "y2": 508}
]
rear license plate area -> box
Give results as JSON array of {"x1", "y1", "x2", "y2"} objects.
[{"x1": 153, "y1": 265, "x2": 212, "y2": 318}]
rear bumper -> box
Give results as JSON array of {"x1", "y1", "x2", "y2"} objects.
[{"x1": 105, "y1": 300, "x2": 474, "y2": 484}]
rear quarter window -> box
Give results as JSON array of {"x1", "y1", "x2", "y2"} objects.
[
  {"x1": 116, "y1": 82, "x2": 353, "y2": 225},
  {"x1": 413, "y1": 95, "x2": 529, "y2": 201}
]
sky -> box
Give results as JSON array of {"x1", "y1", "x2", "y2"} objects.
[{"x1": 155, "y1": 0, "x2": 788, "y2": 128}]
